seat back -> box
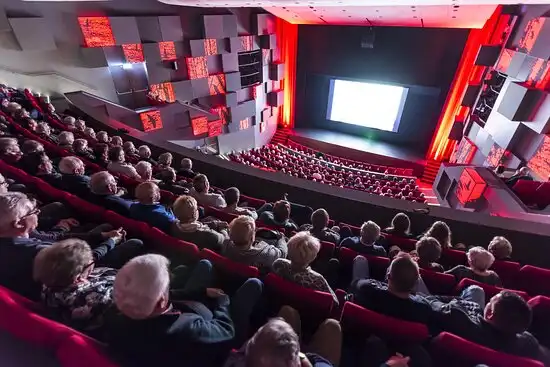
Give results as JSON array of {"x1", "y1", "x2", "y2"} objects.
[
  {"x1": 341, "y1": 301, "x2": 429, "y2": 343},
  {"x1": 143, "y1": 227, "x2": 199, "y2": 261},
  {"x1": 200, "y1": 248, "x2": 260, "y2": 292},
  {"x1": 518, "y1": 265, "x2": 550, "y2": 296},
  {"x1": 339, "y1": 223, "x2": 360, "y2": 236},
  {"x1": 383, "y1": 233, "x2": 416, "y2": 252},
  {"x1": 511, "y1": 180, "x2": 541, "y2": 206},
  {"x1": 455, "y1": 278, "x2": 529, "y2": 301},
  {"x1": 490, "y1": 260, "x2": 521, "y2": 289},
  {"x1": 103, "y1": 210, "x2": 149, "y2": 238},
  {"x1": 419, "y1": 269, "x2": 456, "y2": 295},
  {"x1": 528, "y1": 296, "x2": 550, "y2": 347},
  {"x1": 338, "y1": 247, "x2": 390, "y2": 281},
  {"x1": 535, "y1": 182, "x2": 550, "y2": 208},
  {"x1": 57, "y1": 334, "x2": 117, "y2": 367},
  {"x1": 429, "y1": 332, "x2": 544, "y2": 367},
  {"x1": 239, "y1": 194, "x2": 266, "y2": 209},
  {"x1": 440, "y1": 248, "x2": 467, "y2": 269},
  {"x1": 204, "y1": 206, "x2": 238, "y2": 223}
]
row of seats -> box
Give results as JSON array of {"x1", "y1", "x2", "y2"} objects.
[{"x1": 512, "y1": 179, "x2": 550, "y2": 209}]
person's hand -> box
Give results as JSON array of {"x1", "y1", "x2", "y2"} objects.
[
  {"x1": 385, "y1": 353, "x2": 410, "y2": 367},
  {"x1": 217, "y1": 221, "x2": 229, "y2": 230},
  {"x1": 206, "y1": 288, "x2": 225, "y2": 298},
  {"x1": 101, "y1": 228, "x2": 126, "y2": 244},
  {"x1": 56, "y1": 218, "x2": 80, "y2": 231}
]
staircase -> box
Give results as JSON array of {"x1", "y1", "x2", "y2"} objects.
[
  {"x1": 421, "y1": 160, "x2": 443, "y2": 184},
  {"x1": 271, "y1": 129, "x2": 290, "y2": 145}
]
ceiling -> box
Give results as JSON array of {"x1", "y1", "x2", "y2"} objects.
[{"x1": 158, "y1": 0, "x2": 549, "y2": 28}]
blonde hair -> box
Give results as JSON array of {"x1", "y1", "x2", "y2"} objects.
[
  {"x1": 33, "y1": 239, "x2": 93, "y2": 288},
  {"x1": 467, "y1": 246, "x2": 495, "y2": 271},
  {"x1": 229, "y1": 215, "x2": 256, "y2": 248},
  {"x1": 360, "y1": 221, "x2": 381, "y2": 244},
  {"x1": 287, "y1": 231, "x2": 320, "y2": 268},
  {"x1": 488, "y1": 236, "x2": 512, "y2": 260},
  {"x1": 114, "y1": 254, "x2": 170, "y2": 320},
  {"x1": 173, "y1": 195, "x2": 199, "y2": 223}
]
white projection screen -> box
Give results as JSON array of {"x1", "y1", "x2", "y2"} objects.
[{"x1": 326, "y1": 79, "x2": 409, "y2": 132}]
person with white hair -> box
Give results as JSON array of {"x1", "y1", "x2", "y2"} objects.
[
  {"x1": 488, "y1": 236, "x2": 513, "y2": 261},
  {"x1": 157, "y1": 152, "x2": 173, "y2": 170},
  {"x1": 446, "y1": 246, "x2": 502, "y2": 287},
  {"x1": 89, "y1": 171, "x2": 134, "y2": 215},
  {"x1": 111, "y1": 136, "x2": 123, "y2": 147},
  {"x1": 505, "y1": 166, "x2": 533, "y2": 188},
  {"x1": 190, "y1": 174, "x2": 226, "y2": 208},
  {"x1": 96, "y1": 131, "x2": 109, "y2": 144},
  {"x1": 171, "y1": 195, "x2": 227, "y2": 252},
  {"x1": 341, "y1": 220, "x2": 386, "y2": 257},
  {"x1": 6, "y1": 101, "x2": 21, "y2": 115},
  {"x1": 73, "y1": 138, "x2": 96, "y2": 161},
  {"x1": 273, "y1": 232, "x2": 337, "y2": 303},
  {"x1": 58, "y1": 131, "x2": 75, "y2": 150},
  {"x1": 0, "y1": 137, "x2": 22, "y2": 164},
  {"x1": 107, "y1": 254, "x2": 263, "y2": 366},
  {"x1": 63, "y1": 116, "x2": 76, "y2": 127},
  {"x1": 157, "y1": 167, "x2": 190, "y2": 195},
  {"x1": 75, "y1": 119, "x2": 86, "y2": 132},
  {"x1": 107, "y1": 146, "x2": 141, "y2": 180},
  {"x1": 58, "y1": 156, "x2": 91, "y2": 197},
  {"x1": 123, "y1": 141, "x2": 140, "y2": 161},
  {"x1": 135, "y1": 161, "x2": 158, "y2": 182},
  {"x1": 84, "y1": 127, "x2": 96, "y2": 140},
  {"x1": 33, "y1": 238, "x2": 118, "y2": 332},
  {"x1": 130, "y1": 182, "x2": 176, "y2": 233},
  {"x1": 178, "y1": 157, "x2": 196, "y2": 179},
  {"x1": 138, "y1": 144, "x2": 157, "y2": 165},
  {"x1": 37, "y1": 122, "x2": 58, "y2": 144},
  {"x1": 223, "y1": 215, "x2": 287, "y2": 269}
]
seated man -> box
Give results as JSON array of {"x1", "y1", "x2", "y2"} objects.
[
  {"x1": 224, "y1": 215, "x2": 287, "y2": 269},
  {"x1": 488, "y1": 236, "x2": 513, "y2": 261},
  {"x1": 0, "y1": 137, "x2": 22, "y2": 165},
  {"x1": 96, "y1": 131, "x2": 110, "y2": 144},
  {"x1": 58, "y1": 156, "x2": 91, "y2": 197},
  {"x1": 138, "y1": 145, "x2": 157, "y2": 165},
  {"x1": 130, "y1": 182, "x2": 176, "y2": 233},
  {"x1": 170, "y1": 195, "x2": 227, "y2": 252},
  {"x1": 157, "y1": 168, "x2": 189, "y2": 195},
  {"x1": 156, "y1": 152, "x2": 173, "y2": 171},
  {"x1": 415, "y1": 236, "x2": 444, "y2": 272},
  {"x1": 89, "y1": 171, "x2": 134, "y2": 216},
  {"x1": 75, "y1": 119, "x2": 86, "y2": 133},
  {"x1": 108, "y1": 255, "x2": 262, "y2": 366},
  {"x1": 73, "y1": 139, "x2": 96, "y2": 161},
  {"x1": 27, "y1": 152, "x2": 63, "y2": 187},
  {"x1": 178, "y1": 157, "x2": 196, "y2": 179},
  {"x1": 505, "y1": 167, "x2": 533, "y2": 187},
  {"x1": 223, "y1": 187, "x2": 257, "y2": 219},
  {"x1": 135, "y1": 161, "x2": 159, "y2": 183},
  {"x1": 111, "y1": 136, "x2": 123, "y2": 147},
  {"x1": 123, "y1": 141, "x2": 140, "y2": 161},
  {"x1": 37, "y1": 122, "x2": 58, "y2": 144},
  {"x1": 58, "y1": 131, "x2": 75, "y2": 151},
  {"x1": 107, "y1": 146, "x2": 141, "y2": 180},
  {"x1": 299, "y1": 208, "x2": 340, "y2": 245},
  {"x1": 258, "y1": 200, "x2": 299, "y2": 231},
  {"x1": 84, "y1": 127, "x2": 96, "y2": 141},
  {"x1": 189, "y1": 174, "x2": 226, "y2": 208},
  {"x1": 341, "y1": 221, "x2": 387, "y2": 257}
]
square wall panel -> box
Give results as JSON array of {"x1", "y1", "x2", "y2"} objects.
[
  {"x1": 159, "y1": 16, "x2": 184, "y2": 42},
  {"x1": 255, "y1": 13, "x2": 276, "y2": 35},
  {"x1": 203, "y1": 15, "x2": 225, "y2": 39},
  {"x1": 223, "y1": 15, "x2": 238, "y2": 38},
  {"x1": 136, "y1": 17, "x2": 163, "y2": 43},
  {"x1": 221, "y1": 53, "x2": 238, "y2": 73},
  {"x1": 9, "y1": 18, "x2": 56, "y2": 51},
  {"x1": 110, "y1": 17, "x2": 140, "y2": 45}
]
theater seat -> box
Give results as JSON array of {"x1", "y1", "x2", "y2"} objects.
[
  {"x1": 454, "y1": 278, "x2": 529, "y2": 302},
  {"x1": 57, "y1": 335, "x2": 117, "y2": 367},
  {"x1": 528, "y1": 296, "x2": 550, "y2": 348},
  {"x1": 419, "y1": 269, "x2": 456, "y2": 295},
  {"x1": 490, "y1": 260, "x2": 521, "y2": 289},
  {"x1": 200, "y1": 248, "x2": 260, "y2": 292},
  {"x1": 103, "y1": 211, "x2": 149, "y2": 238},
  {"x1": 143, "y1": 227, "x2": 199, "y2": 260},
  {"x1": 339, "y1": 223, "x2": 360, "y2": 236},
  {"x1": 429, "y1": 332, "x2": 544, "y2": 367},
  {"x1": 204, "y1": 206, "x2": 238, "y2": 223},
  {"x1": 517, "y1": 265, "x2": 550, "y2": 296},
  {"x1": 511, "y1": 180, "x2": 541, "y2": 206},
  {"x1": 65, "y1": 195, "x2": 105, "y2": 218},
  {"x1": 382, "y1": 233, "x2": 416, "y2": 252},
  {"x1": 341, "y1": 301, "x2": 429, "y2": 343},
  {"x1": 338, "y1": 247, "x2": 390, "y2": 281},
  {"x1": 239, "y1": 194, "x2": 266, "y2": 209},
  {"x1": 439, "y1": 248, "x2": 467, "y2": 269}
]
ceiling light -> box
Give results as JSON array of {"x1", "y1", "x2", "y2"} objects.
[{"x1": 122, "y1": 63, "x2": 133, "y2": 70}]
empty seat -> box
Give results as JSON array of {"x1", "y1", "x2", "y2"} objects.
[
  {"x1": 528, "y1": 296, "x2": 550, "y2": 348},
  {"x1": 439, "y1": 248, "x2": 467, "y2": 269},
  {"x1": 420, "y1": 269, "x2": 456, "y2": 295},
  {"x1": 490, "y1": 260, "x2": 521, "y2": 289},
  {"x1": 511, "y1": 180, "x2": 541, "y2": 206},
  {"x1": 239, "y1": 194, "x2": 266, "y2": 209},
  {"x1": 454, "y1": 278, "x2": 529, "y2": 302},
  {"x1": 429, "y1": 332, "x2": 544, "y2": 367},
  {"x1": 517, "y1": 265, "x2": 550, "y2": 296}
]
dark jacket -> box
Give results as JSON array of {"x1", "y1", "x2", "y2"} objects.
[
  {"x1": 299, "y1": 224, "x2": 340, "y2": 245},
  {"x1": 170, "y1": 222, "x2": 226, "y2": 253},
  {"x1": 340, "y1": 237, "x2": 387, "y2": 257},
  {"x1": 178, "y1": 168, "x2": 196, "y2": 179},
  {"x1": 106, "y1": 296, "x2": 234, "y2": 367},
  {"x1": 445, "y1": 265, "x2": 502, "y2": 287},
  {"x1": 258, "y1": 211, "x2": 299, "y2": 231},
  {"x1": 60, "y1": 174, "x2": 91, "y2": 197},
  {"x1": 129, "y1": 203, "x2": 176, "y2": 233},
  {"x1": 88, "y1": 193, "x2": 133, "y2": 216}
]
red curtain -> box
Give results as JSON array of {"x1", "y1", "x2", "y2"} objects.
[{"x1": 275, "y1": 19, "x2": 298, "y2": 128}]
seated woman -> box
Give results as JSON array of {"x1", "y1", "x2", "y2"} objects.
[
  {"x1": 93, "y1": 143, "x2": 110, "y2": 167},
  {"x1": 383, "y1": 212, "x2": 414, "y2": 238},
  {"x1": 33, "y1": 238, "x2": 117, "y2": 332},
  {"x1": 419, "y1": 221, "x2": 452, "y2": 249},
  {"x1": 157, "y1": 167, "x2": 189, "y2": 195},
  {"x1": 258, "y1": 200, "x2": 299, "y2": 231},
  {"x1": 445, "y1": 246, "x2": 502, "y2": 287},
  {"x1": 415, "y1": 236, "x2": 444, "y2": 272},
  {"x1": 224, "y1": 215, "x2": 287, "y2": 269},
  {"x1": 273, "y1": 232, "x2": 337, "y2": 304},
  {"x1": 107, "y1": 146, "x2": 141, "y2": 180},
  {"x1": 58, "y1": 131, "x2": 75, "y2": 151},
  {"x1": 488, "y1": 236, "x2": 513, "y2": 261},
  {"x1": 170, "y1": 195, "x2": 227, "y2": 252}
]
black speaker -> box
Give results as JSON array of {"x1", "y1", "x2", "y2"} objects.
[
  {"x1": 361, "y1": 28, "x2": 375, "y2": 49},
  {"x1": 475, "y1": 45, "x2": 501, "y2": 66},
  {"x1": 171, "y1": 61, "x2": 179, "y2": 70},
  {"x1": 461, "y1": 84, "x2": 481, "y2": 107},
  {"x1": 449, "y1": 120, "x2": 464, "y2": 141}
]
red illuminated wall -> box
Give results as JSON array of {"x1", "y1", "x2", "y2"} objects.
[
  {"x1": 208, "y1": 120, "x2": 223, "y2": 137},
  {"x1": 518, "y1": 17, "x2": 546, "y2": 54},
  {"x1": 149, "y1": 82, "x2": 175, "y2": 103},
  {"x1": 450, "y1": 137, "x2": 477, "y2": 164},
  {"x1": 140, "y1": 110, "x2": 163, "y2": 132},
  {"x1": 191, "y1": 116, "x2": 208, "y2": 136},
  {"x1": 204, "y1": 39, "x2": 217, "y2": 56},
  {"x1": 239, "y1": 118, "x2": 250, "y2": 130},
  {"x1": 456, "y1": 167, "x2": 487, "y2": 204},
  {"x1": 78, "y1": 17, "x2": 115, "y2": 48},
  {"x1": 484, "y1": 143, "x2": 506, "y2": 168},
  {"x1": 212, "y1": 106, "x2": 229, "y2": 125},
  {"x1": 186, "y1": 56, "x2": 208, "y2": 80},
  {"x1": 208, "y1": 74, "x2": 226, "y2": 96},
  {"x1": 528, "y1": 135, "x2": 550, "y2": 180},
  {"x1": 275, "y1": 19, "x2": 297, "y2": 128},
  {"x1": 495, "y1": 49, "x2": 515, "y2": 73},
  {"x1": 240, "y1": 36, "x2": 254, "y2": 52},
  {"x1": 122, "y1": 44, "x2": 144, "y2": 63},
  {"x1": 159, "y1": 41, "x2": 176, "y2": 61}
]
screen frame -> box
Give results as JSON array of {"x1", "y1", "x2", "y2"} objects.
[{"x1": 326, "y1": 77, "x2": 409, "y2": 133}]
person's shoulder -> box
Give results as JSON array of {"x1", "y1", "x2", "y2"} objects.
[{"x1": 272, "y1": 258, "x2": 290, "y2": 271}]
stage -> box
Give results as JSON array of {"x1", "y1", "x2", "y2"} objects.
[{"x1": 286, "y1": 128, "x2": 427, "y2": 177}]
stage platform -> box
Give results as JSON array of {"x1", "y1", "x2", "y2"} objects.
[{"x1": 287, "y1": 128, "x2": 427, "y2": 177}]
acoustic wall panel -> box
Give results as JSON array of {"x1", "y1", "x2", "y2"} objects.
[
  {"x1": 497, "y1": 82, "x2": 546, "y2": 121},
  {"x1": 109, "y1": 17, "x2": 141, "y2": 45},
  {"x1": 80, "y1": 48, "x2": 109, "y2": 68},
  {"x1": 190, "y1": 39, "x2": 206, "y2": 57},
  {"x1": 223, "y1": 15, "x2": 238, "y2": 38},
  {"x1": 203, "y1": 15, "x2": 224, "y2": 39},
  {"x1": 191, "y1": 78, "x2": 210, "y2": 99},
  {"x1": 225, "y1": 92, "x2": 238, "y2": 107},
  {"x1": 228, "y1": 37, "x2": 242, "y2": 53},
  {"x1": 260, "y1": 34, "x2": 276, "y2": 50},
  {"x1": 517, "y1": 17, "x2": 550, "y2": 60},
  {"x1": 159, "y1": 16, "x2": 184, "y2": 42},
  {"x1": 136, "y1": 17, "x2": 163, "y2": 43},
  {"x1": 475, "y1": 45, "x2": 501, "y2": 66},
  {"x1": 267, "y1": 90, "x2": 283, "y2": 107},
  {"x1": 269, "y1": 63, "x2": 284, "y2": 81},
  {"x1": 222, "y1": 53, "x2": 239, "y2": 73},
  {"x1": 225, "y1": 72, "x2": 241, "y2": 92},
  {"x1": 255, "y1": 13, "x2": 276, "y2": 35},
  {"x1": 9, "y1": 18, "x2": 56, "y2": 51},
  {"x1": 172, "y1": 80, "x2": 195, "y2": 101}
]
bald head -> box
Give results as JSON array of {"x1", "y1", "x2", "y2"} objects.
[{"x1": 135, "y1": 182, "x2": 160, "y2": 204}]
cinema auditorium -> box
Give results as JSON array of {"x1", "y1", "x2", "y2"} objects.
[{"x1": 0, "y1": 0, "x2": 549, "y2": 366}]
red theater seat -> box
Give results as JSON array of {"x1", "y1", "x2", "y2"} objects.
[
  {"x1": 204, "y1": 206, "x2": 238, "y2": 223},
  {"x1": 200, "y1": 248, "x2": 259, "y2": 279},
  {"x1": 239, "y1": 194, "x2": 266, "y2": 209},
  {"x1": 528, "y1": 296, "x2": 550, "y2": 347},
  {"x1": 338, "y1": 247, "x2": 390, "y2": 281},
  {"x1": 512, "y1": 180, "x2": 541, "y2": 206},
  {"x1": 382, "y1": 233, "x2": 416, "y2": 252},
  {"x1": 429, "y1": 332, "x2": 544, "y2": 367},
  {"x1": 439, "y1": 248, "x2": 467, "y2": 269},
  {"x1": 341, "y1": 301, "x2": 429, "y2": 343},
  {"x1": 420, "y1": 269, "x2": 456, "y2": 295},
  {"x1": 535, "y1": 182, "x2": 550, "y2": 209},
  {"x1": 103, "y1": 210, "x2": 149, "y2": 238},
  {"x1": 517, "y1": 265, "x2": 550, "y2": 296},
  {"x1": 144, "y1": 227, "x2": 199, "y2": 260},
  {"x1": 490, "y1": 260, "x2": 521, "y2": 289},
  {"x1": 454, "y1": 278, "x2": 529, "y2": 301},
  {"x1": 339, "y1": 222, "x2": 360, "y2": 236}
]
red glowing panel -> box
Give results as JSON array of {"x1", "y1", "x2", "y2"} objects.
[
  {"x1": 259, "y1": 121, "x2": 266, "y2": 133},
  {"x1": 527, "y1": 58, "x2": 545, "y2": 87},
  {"x1": 456, "y1": 167, "x2": 487, "y2": 205},
  {"x1": 240, "y1": 35, "x2": 254, "y2": 51},
  {"x1": 204, "y1": 39, "x2": 217, "y2": 56},
  {"x1": 186, "y1": 56, "x2": 208, "y2": 80},
  {"x1": 208, "y1": 74, "x2": 226, "y2": 96},
  {"x1": 495, "y1": 49, "x2": 515, "y2": 74},
  {"x1": 484, "y1": 144, "x2": 505, "y2": 168},
  {"x1": 239, "y1": 118, "x2": 250, "y2": 130},
  {"x1": 191, "y1": 116, "x2": 208, "y2": 136},
  {"x1": 140, "y1": 110, "x2": 163, "y2": 132},
  {"x1": 208, "y1": 120, "x2": 223, "y2": 137},
  {"x1": 528, "y1": 135, "x2": 550, "y2": 179},
  {"x1": 78, "y1": 17, "x2": 115, "y2": 48},
  {"x1": 122, "y1": 44, "x2": 144, "y2": 64},
  {"x1": 518, "y1": 17, "x2": 546, "y2": 54},
  {"x1": 450, "y1": 137, "x2": 477, "y2": 164},
  {"x1": 262, "y1": 49, "x2": 271, "y2": 64},
  {"x1": 252, "y1": 85, "x2": 258, "y2": 100},
  {"x1": 159, "y1": 41, "x2": 176, "y2": 61},
  {"x1": 149, "y1": 82, "x2": 175, "y2": 103},
  {"x1": 536, "y1": 62, "x2": 550, "y2": 90},
  {"x1": 212, "y1": 106, "x2": 229, "y2": 125}
]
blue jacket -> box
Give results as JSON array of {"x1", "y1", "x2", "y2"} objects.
[
  {"x1": 129, "y1": 203, "x2": 176, "y2": 232},
  {"x1": 340, "y1": 237, "x2": 387, "y2": 257}
]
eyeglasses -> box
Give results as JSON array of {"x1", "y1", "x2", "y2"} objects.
[{"x1": 0, "y1": 180, "x2": 7, "y2": 187}]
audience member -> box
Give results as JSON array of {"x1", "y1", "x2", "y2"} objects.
[
  {"x1": 138, "y1": 145, "x2": 156, "y2": 165},
  {"x1": 223, "y1": 187, "x2": 257, "y2": 219},
  {"x1": 111, "y1": 136, "x2": 123, "y2": 147},
  {"x1": 89, "y1": 171, "x2": 134, "y2": 215},
  {"x1": 0, "y1": 137, "x2": 22, "y2": 164},
  {"x1": 190, "y1": 174, "x2": 226, "y2": 208},
  {"x1": 157, "y1": 168, "x2": 189, "y2": 195},
  {"x1": 135, "y1": 161, "x2": 158, "y2": 182},
  {"x1": 63, "y1": 116, "x2": 76, "y2": 129},
  {"x1": 18, "y1": 140, "x2": 46, "y2": 172},
  {"x1": 171, "y1": 195, "x2": 227, "y2": 252},
  {"x1": 96, "y1": 131, "x2": 109, "y2": 144},
  {"x1": 25, "y1": 152, "x2": 62, "y2": 186},
  {"x1": 93, "y1": 143, "x2": 110, "y2": 167},
  {"x1": 58, "y1": 156, "x2": 91, "y2": 197},
  {"x1": 37, "y1": 122, "x2": 58, "y2": 144},
  {"x1": 224, "y1": 215, "x2": 287, "y2": 268},
  {"x1": 273, "y1": 232, "x2": 337, "y2": 303},
  {"x1": 157, "y1": 152, "x2": 173, "y2": 170},
  {"x1": 178, "y1": 157, "x2": 196, "y2": 178},
  {"x1": 123, "y1": 141, "x2": 140, "y2": 160},
  {"x1": 258, "y1": 200, "x2": 299, "y2": 231},
  {"x1": 341, "y1": 221, "x2": 387, "y2": 257},
  {"x1": 73, "y1": 139, "x2": 96, "y2": 161},
  {"x1": 421, "y1": 221, "x2": 452, "y2": 249},
  {"x1": 75, "y1": 119, "x2": 86, "y2": 132},
  {"x1": 415, "y1": 237, "x2": 444, "y2": 272},
  {"x1": 488, "y1": 236, "x2": 513, "y2": 261},
  {"x1": 84, "y1": 127, "x2": 96, "y2": 140},
  {"x1": 107, "y1": 254, "x2": 262, "y2": 366},
  {"x1": 505, "y1": 167, "x2": 533, "y2": 187},
  {"x1": 130, "y1": 182, "x2": 176, "y2": 233},
  {"x1": 107, "y1": 146, "x2": 141, "y2": 180},
  {"x1": 384, "y1": 212, "x2": 413, "y2": 238},
  {"x1": 58, "y1": 131, "x2": 75, "y2": 150},
  {"x1": 446, "y1": 247, "x2": 502, "y2": 287},
  {"x1": 33, "y1": 238, "x2": 117, "y2": 332},
  {"x1": 299, "y1": 209, "x2": 340, "y2": 245}
]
